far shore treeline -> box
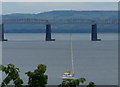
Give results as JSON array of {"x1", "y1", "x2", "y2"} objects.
[{"x1": 2, "y1": 10, "x2": 118, "y2": 33}]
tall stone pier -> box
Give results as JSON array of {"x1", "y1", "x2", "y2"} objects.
[
  {"x1": 0, "y1": 24, "x2": 7, "y2": 41},
  {"x1": 45, "y1": 24, "x2": 55, "y2": 41},
  {"x1": 91, "y1": 24, "x2": 101, "y2": 41}
]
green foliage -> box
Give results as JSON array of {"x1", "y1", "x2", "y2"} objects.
[
  {"x1": 0, "y1": 64, "x2": 23, "y2": 87},
  {"x1": 25, "y1": 64, "x2": 48, "y2": 87},
  {"x1": 87, "y1": 82, "x2": 96, "y2": 87},
  {"x1": 58, "y1": 78, "x2": 86, "y2": 87},
  {"x1": 0, "y1": 64, "x2": 95, "y2": 87},
  {"x1": 78, "y1": 78, "x2": 86, "y2": 84},
  {"x1": 59, "y1": 78, "x2": 96, "y2": 87}
]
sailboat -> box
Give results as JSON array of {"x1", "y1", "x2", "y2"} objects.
[{"x1": 62, "y1": 34, "x2": 75, "y2": 80}]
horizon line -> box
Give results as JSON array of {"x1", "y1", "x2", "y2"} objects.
[{"x1": 1, "y1": 9, "x2": 118, "y2": 15}]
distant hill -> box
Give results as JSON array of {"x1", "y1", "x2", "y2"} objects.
[{"x1": 2, "y1": 10, "x2": 118, "y2": 33}]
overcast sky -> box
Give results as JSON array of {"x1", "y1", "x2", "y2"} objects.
[{"x1": 1, "y1": 2, "x2": 118, "y2": 14}]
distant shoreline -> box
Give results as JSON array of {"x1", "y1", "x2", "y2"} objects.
[
  {"x1": 2, "y1": 10, "x2": 118, "y2": 15},
  {"x1": 5, "y1": 32, "x2": 118, "y2": 34}
]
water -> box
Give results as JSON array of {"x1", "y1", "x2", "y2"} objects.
[{"x1": 2, "y1": 33, "x2": 118, "y2": 85}]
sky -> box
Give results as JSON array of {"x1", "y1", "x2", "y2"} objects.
[
  {"x1": 1, "y1": 2, "x2": 118, "y2": 15},
  {"x1": 1, "y1": 0, "x2": 119, "y2": 2}
]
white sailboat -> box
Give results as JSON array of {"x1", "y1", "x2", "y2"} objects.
[{"x1": 62, "y1": 34, "x2": 75, "y2": 80}]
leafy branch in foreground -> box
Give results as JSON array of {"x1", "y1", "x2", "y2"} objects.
[
  {"x1": 25, "y1": 64, "x2": 48, "y2": 87},
  {"x1": 59, "y1": 78, "x2": 95, "y2": 87},
  {"x1": 87, "y1": 82, "x2": 96, "y2": 87},
  {"x1": 58, "y1": 78, "x2": 86, "y2": 87},
  {"x1": 0, "y1": 64, "x2": 23, "y2": 87}
]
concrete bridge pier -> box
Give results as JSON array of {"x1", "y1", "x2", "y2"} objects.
[
  {"x1": 45, "y1": 24, "x2": 55, "y2": 41},
  {"x1": 91, "y1": 24, "x2": 101, "y2": 41},
  {"x1": 0, "y1": 24, "x2": 7, "y2": 41}
]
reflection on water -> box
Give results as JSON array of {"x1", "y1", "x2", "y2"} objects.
[{"x1": 4, "y1": 33, "x2": 118, "y2": 41}]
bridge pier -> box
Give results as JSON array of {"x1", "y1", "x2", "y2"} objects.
[
  {"x1": 0, "y1": 24, "x2": 7, "y2": 41},
  {"x1": 45, "y1": 24, "x2": 55, "y2": 41},
  {"x1": 91, "y1": 24, "x2": 101, "y2": 41}
]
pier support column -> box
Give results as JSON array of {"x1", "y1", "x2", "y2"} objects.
[
  {"x1": 91, "y1": 24, "x2": 101, "y2": 41},
  {"x1": 45, "y1": 24, "x2": 55, "y2": 41},
  {"x1": 0, "y1": 24, "x2": 7, "y2": 41}
]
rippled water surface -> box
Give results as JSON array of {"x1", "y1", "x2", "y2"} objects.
[{"x1": 2, "y1": 33, "x2": 118, "y2": 85}]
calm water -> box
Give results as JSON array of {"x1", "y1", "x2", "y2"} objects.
[{"x1": 2, "y1": 33, "x2": 118, "y2": 85}]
